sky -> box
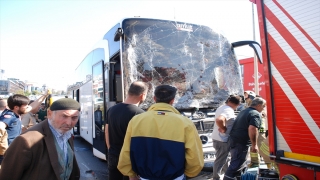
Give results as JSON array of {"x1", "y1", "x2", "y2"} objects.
[{"x1": 0, "y1": 0, "x2": 259, "y2": 91}]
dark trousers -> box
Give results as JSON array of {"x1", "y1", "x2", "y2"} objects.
[
  {"x1": 108, "y1": 153, "x2": 129, "y2": 180},
  {"x1": 223, "y1": 139, "x2": 249, "y2": 180},
  {"x1": 0, "y1": 155, "x2": 3, "y2": 165}
]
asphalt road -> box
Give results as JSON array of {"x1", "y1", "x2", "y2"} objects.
[{"x1": 74, "y1": 136, "x2": 108, "y2": 180}]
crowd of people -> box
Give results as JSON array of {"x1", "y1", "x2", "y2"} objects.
[
  {"x1": 0, "y1": 82, "x2": 268, "y2": 180},
  {"x1": 105, "y1": 82, "x2": 268, "y2": 180},
  {"x1": 0, "y1": 93, "x2": 80, "y2": 180},
  {"x1": 0, "y1": 93, "x2": 48, "y2": 165}
]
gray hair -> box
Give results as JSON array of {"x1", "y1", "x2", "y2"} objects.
[{"x1": 250, "y1": 97, "x2": 266, "y2": 107}]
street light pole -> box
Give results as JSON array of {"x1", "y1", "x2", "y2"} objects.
[
  {"x1": 252, "y1": 2, "x2": 259, "y2": 95},
  {"x1": 42, "y1": 84, "x2": 46, "y2": 93}
]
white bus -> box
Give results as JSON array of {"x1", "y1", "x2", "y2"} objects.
[{"x1": 67, "y1": 17, "x2": 262, "y2": 160}]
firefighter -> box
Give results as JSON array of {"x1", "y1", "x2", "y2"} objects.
[{"x1": 243, "y1": 91, "x2": 273, "y2": 169}]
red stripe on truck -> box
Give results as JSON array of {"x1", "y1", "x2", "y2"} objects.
[
  {"x1": 268, "y1": 35, "x2": 320, "y2": 128},
  {"x1": 264, "y1": 5, "x2": 320, "y2": 82},
  {"x1": 272, "y1": 0, "x2": 320, "y2": 52},
  {"x1": 272, "y1": 77, "x2": 320, "y2": 157}
]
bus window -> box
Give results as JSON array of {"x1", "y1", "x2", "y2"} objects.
[
  {"x1": 109, "y1": 52, "x2": 123, "y2": 102},
  {"x1": 92, "y1": 61, "x2": 104, "y2": 138}
]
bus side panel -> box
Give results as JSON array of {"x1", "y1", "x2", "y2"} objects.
[
  {"x1": 279, "y1": 164, "x2": 317, "y2": 180},
  {"x1": 79, "y1": 81, "x2": 93, "y2": 144},
  {"x1": 259, "y1": 0, "x2": 320, "y2": 160}
]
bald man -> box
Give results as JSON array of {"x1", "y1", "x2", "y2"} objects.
[{"x1": 105, "y1": 81, "x2": 149, "y2": 180}]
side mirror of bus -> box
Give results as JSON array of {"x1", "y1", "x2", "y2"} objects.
[
  {"x1": 232, "y1": 41, "x2": 263, "y2": 64},
  {"x1": 114, "y1": 28, "x2": 123, "y2": 42}
]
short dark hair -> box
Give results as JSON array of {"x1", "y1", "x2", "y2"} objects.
[
  {"x1": 154, "y1": 85, "x2": 177, "y2": 104},
  {"x1": 226, "y1": 95, "x2": 241, "y2": 105},
  {"x1": 7, "y1": 94, "x2": 29, "y2": 110},
  {"x1": 128, "y1": 81, "x2": 149, "y2": 96}
]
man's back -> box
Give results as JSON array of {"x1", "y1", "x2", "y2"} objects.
[
  {"x1": 37, "y1": 108, "x2": 47, "y2": 121},
  {"x1": 0, "y1": 120, "x2": 80, "y2": 180},
  {"x1": 212, "y1": 104, "x2": 235, "y2": 142},
  {"x1": 229, "y1": 107, "x2": 261, "y2": 146},
  {"x1": 106, "y1": 103, "x2": 144, "y2": 155},
  {"x1": 118, "y1": 103, "x2": 203, "y2": 179},
  {"x1": 0, "y1": 109, "x2": 21, "y2": 144}
]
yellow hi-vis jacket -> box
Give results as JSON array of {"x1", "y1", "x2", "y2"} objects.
[{"x1": 118, "y1": 103, "x2": 204, "y2": 179}]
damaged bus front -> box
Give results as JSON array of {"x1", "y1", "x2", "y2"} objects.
[{"x1": 68, "y1": 18, "x2": 262, "y2": 161}]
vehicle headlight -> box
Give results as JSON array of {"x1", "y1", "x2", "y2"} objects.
[{"x1": 199, "y1": 135, "x2": 209, "y2": 145}]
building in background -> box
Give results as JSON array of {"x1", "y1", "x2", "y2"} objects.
[
  {"x1": 239, "y1": 57, "x2": 266, "y2": 98},
  {"x1": 24, "y1": 81, "x2": 42, "y2": 92},
  {"x1": 0, "y1": 69, "x2": 61, "y2": 98},
  {"x1": 0, "y1": 79, "x2": 26, "y2": 98}
]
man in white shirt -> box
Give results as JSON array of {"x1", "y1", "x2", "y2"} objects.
[{"x1": 212, "y1": 95, "x2": 241, "y2": 180}]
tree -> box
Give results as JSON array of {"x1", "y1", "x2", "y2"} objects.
[
  {"x1": 24, "y1": 90, "x2": 31, "y2": 97},
  {"x1": 14, "y1": 90, "x2": 31, "y2": 96},
  {"x1": 31, "y1": 90, "x2": 41, "y2": 95},
  {"x1": 56, "y1": 90, "x2": 62, "y2": 95},
  {"x1": 15, "y1": 89, "x2": 25, "y2": 95}
]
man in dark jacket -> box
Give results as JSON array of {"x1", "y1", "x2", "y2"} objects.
[
  {"x1": 105, "y1": 81, "x2": 149, "y2": 180},
  {"x1": 0, "y1": 98, "x2": 81, "y2": 180},
  {"x1": 223, "y1": 97, "x2": 266, "y2": 180}
]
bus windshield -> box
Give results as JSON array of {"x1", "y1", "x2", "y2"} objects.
[{"x1": 121, "y1": 18, "x2": 242, "y2": 110}]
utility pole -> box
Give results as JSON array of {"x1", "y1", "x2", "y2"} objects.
[
  {"x1": 252, "y1": 3, "x2": 259, "y2": 95},
  {"x1": 42, "y1": 84, "x2": 46, "y2": 92}
]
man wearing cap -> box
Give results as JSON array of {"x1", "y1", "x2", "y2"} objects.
[
  {"x1": 118, "y1": 85, "x2": 204, "y2": 180},
  {"x1": 0, "y1": 98, "x2": 81, "y2": 180},
  {"x1": 244, "y1": 90, "x2": 256, "y2": 107}
]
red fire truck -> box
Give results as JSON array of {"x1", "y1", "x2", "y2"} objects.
[
  {"x1": 253, "y1": 0, "x2": 320, "y2": 179},
  {"x1": 239, "y1": 57, "x2": 266, "y2": 99}
]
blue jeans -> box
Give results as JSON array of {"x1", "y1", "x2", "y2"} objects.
[{"x1": 223, "y1": 139, "x2": 249, "y2": 180}]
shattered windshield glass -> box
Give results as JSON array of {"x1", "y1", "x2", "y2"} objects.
[{"x1": 121, "y1": 18, "x2": 243, "y2": 110}]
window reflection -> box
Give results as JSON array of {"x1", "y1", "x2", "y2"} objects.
[{"x1": 92, "y1": 61, "x2": 104, "y2": 139}]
